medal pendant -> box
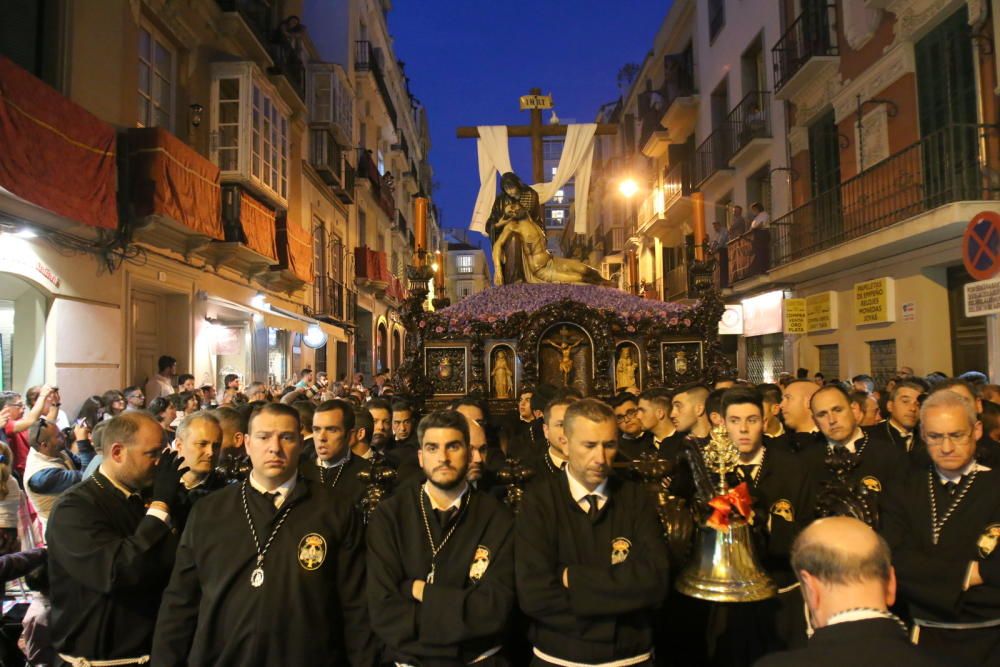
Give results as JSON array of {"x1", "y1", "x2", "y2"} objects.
[
  {"x1": 427, "y1": 565, "x2": 435, "y2": 585},
  {"x1": 250, "y1": 567, "x2": 265, "y2": 587}
]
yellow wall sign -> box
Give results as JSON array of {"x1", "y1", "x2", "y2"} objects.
[
  {"x1": 854, "y1": 277, "x2": 895, "y2": 325},
  {"x1": 784, "y1": 299, "x2": 807, "y2": 334},
  {"x1": 806, "y1": 291, "x2": 838, "y2": 332}
]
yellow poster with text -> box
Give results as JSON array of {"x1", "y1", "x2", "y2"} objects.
[{"x1": 854, "y1": 277, "x2": 895, "y2": 325}]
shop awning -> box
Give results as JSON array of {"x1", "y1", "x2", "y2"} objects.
[
  {"x1": 0, "y1": 56, "x2": 117, "y2": 230},
  {"x1": 261, "y1": 309, "x2": 308, "y2": 334},
  {"x1": 128, "y1": 127, "x2": 223, "y2": 239}
]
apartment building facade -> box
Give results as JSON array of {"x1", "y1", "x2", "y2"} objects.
[{"x1": 0, "y1": 0, "x2": 438, "y2": 413}]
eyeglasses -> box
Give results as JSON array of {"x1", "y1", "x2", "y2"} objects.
[
  {"x1": 615, "y1": 408, "x2": 638, "y2": 423},
  {"x1": 924, "y1": 431, "x2": 974, "y2": 447}
]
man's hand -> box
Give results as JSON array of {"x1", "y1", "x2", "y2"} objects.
[
  {"x1": 151, "y1": 449, "x2": 188, "y2": 511},
  {"x1": 412, "y1": 579, "x2": 426, "y2": 601},
  {"x1": 73, "y1": 421, "x2": 91, "y2": 443}
]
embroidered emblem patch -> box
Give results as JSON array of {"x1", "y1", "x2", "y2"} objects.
[
  {"x1": 977, "y1": 524, "x2": 1000, "y2": 558},
  {"x1": 770, "y1": 499, "x2": 794, "y2": 522},
  {"x1": 611, "y1": 537, "x2": 632, "y2": 565},
  {"x1": 469, "y1": 545, "x2": 490, "y2": 582},
  {"x1": 861, "y1": 476, "x2": 882, "y2": 493},
  {"x1": 298, "y1": 533, "x2": 327, "y2": 571}
]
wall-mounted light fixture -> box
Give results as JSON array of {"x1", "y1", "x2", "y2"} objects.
[{"x1": 189, "y1": 103, "x2": 204, "y2": 128}]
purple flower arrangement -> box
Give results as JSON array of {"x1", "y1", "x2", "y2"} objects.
[{"x1": 418, "y1": 283, "x2": 697, "y2": 336}]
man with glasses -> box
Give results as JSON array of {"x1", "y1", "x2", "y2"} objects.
[
  {"x1": 611, "y1": 393, "x2": 649, "y2": 461},
  {"x1": 882, "y1": 390, "x2": 1000, "y2": 665},
  {"x1": 123, "y1": 386, "x2": 146, "y2": 411},
  {"x1": 24, "y1": 418, "x2": 84, "y2": 527},
  {"x1": 2, "y1": 386, "x2": 54, "y2": 478}
]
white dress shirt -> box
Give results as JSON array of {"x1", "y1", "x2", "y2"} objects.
[
  {"x1": 566, "y1": 468, "x2": 609, "y2": 512},
  {"x1": 249, "y1": 471, "x2": 297, "y2": 508}
]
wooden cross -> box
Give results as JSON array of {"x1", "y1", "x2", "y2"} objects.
[{"x1": 456, "y1": 88, "x2": 618, "y2": 189}]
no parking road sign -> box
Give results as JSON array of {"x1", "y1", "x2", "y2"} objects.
[{"x1": 963, "y1": 211, "x2": 1000, "y2": 280}]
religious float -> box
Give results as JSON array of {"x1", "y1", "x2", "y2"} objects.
[{"x1": 392, "y1": 270, "x2": 729, "y2": 409}]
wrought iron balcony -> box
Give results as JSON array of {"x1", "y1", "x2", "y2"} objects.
[
  {"x1": 728, "y1": 124, "x2": 1000, "y2": 284},
  {"x1": 355, "y1": 41, "x2": 397, "y2": 127},
  {"x1": 313, "y1": 275, "x2": 346, "y2": 321},
  {"x1": 604, "y1": 226, "x2": 628, "y2": 254},
  {"x1": 773, "y1": 3, "x2": 839, "y2": 95},
  {"x1": 727, "y1": 91, "x2": 771, "y2": 164},
  {"x1": 693, "y1": 126, "x2": 733, "y2": 188}
]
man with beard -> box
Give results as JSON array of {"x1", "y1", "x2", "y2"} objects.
[
  {"x1": 516, "y1": 399, "x2": 669, "y2": 666},
  {"x1": 804, "y1": 385, "x2": 905, "y2": 526},
  {"x1": 367, "y1": 410, "x2": 515, "y2": 665},
  {"x1": 152, "y1": 403, "x2": 375, "y2": 665},
  {"x1": 881, "y1": 390, "x2": 1000, "y2": 665},
  {"x1": 367, "y1": 398, "x2": 393, "y2": 454},
  {"x1": 47, "y1": 412, "x2": 186, "y2": 665},
  {"x1": 300, "y1": 400, "x2": 368, "y2": 506},
  {"x1": 387, "y1": 398, "x2": 422, "y2": 483}
]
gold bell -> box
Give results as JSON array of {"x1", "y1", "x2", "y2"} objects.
[{"x1": 675, "y1": 521, "x2": 778, "y2": 603}]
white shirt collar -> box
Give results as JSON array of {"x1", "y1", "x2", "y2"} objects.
[
  {"x1": 652, "y1": 426, "x2": 676, "y2": 446},
  {"x1": 358, "y1": 447, "x2": 374, "y2": 460},
  {"x1": 766, "y1": 422, "x2": 785, "y2": 438},
  {"x1": 423, "y1": 481, "x2": 468, "y2": 511},
  {"x1": 566, "y1": 467, "x2": 609, "y2": 511},
  {"x1": 317, "y1": 449, "x2": 350, "y2": 469},
  {"x1": 249, "y1": 471, "x2": 297, "y2": 508},
  {"x1": 826, "y1": 608, "x2": 893, "y2": 627},
  {"x1": 740, "y1": 446, "x2": 765, "y2": 467},
  {"x1": 936, "y1": 460, "x2": 990, "y2": 484},
  {"x1": 547, "y1": 447, "x2": 567, "y2": 469},
  {"x1": 888, "y1": 419, "x2": 912, "y2": 437},
  {"x1": 829, "y1": 428, "x2": 864, "y2": 453}
]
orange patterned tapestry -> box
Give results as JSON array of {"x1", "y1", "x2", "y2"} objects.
[
  {"x1": 0, "y1": 55, "x2": 117, "y2": 229},
  {"x1": 239, "y1": 191, "x2": 277, "y2": 260},
  {"x1": 128, "y1": 127, "x2": 223, "y2": 239}
]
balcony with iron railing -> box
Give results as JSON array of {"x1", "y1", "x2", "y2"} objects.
[
  {"x1": 355, "y1": 41, "x2": 397, "y2": 127},
  {"x1": 604, "y1": 226, "x2": 628, "y2": 254},
  {"x1": 732, "y1": 124, "x2": 1000, "y2": 284},
  {"x1": 313, "y1": 275, "x2": 346, "y2": 321},
  {"x1": 215, "y1": 1, "x2": 305, "y2": 102},
  {"x1": 773, "y1": 3, "x2": 839, "y2": 100},
  {"x1": 658, "y1": 51, "x2": 699, "y2": 142},
  {"x1": 309, "y1": 128, "x2": 355, "y2": 204},
  {"x1": 693, "y1": 125, "x2": 733, "y2": 189},
  {"x1": 356, "y1": 149, "x2": 395, "y2": 218},
  {"x1": 727, "y1": 91, "x2": 771, "y2": 166}
]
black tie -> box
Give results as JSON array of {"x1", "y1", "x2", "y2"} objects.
[
  {"x1": 739, "y1": 465, "x2": 757, "y2": 482},
  {"x1": 832, "y1": 443, "x2": 850, "y2": 457},
  {"x1": 944, "y1": 479, "x2": 960, "y2": 497},
  {"x1": 560, "y1": 461, "x2": 567, "y2": 471},
  {"x1": 585, "y1": 495, "x2": 600, "y2": 521},
  {"x1": 434, "y1": 507, "x2": 457, "y2": 528}
]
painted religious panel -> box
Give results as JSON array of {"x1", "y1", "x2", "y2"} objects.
[
  {"x1": 424, "y1": 346, "x2": 468, "y2": 396},
  {"x1": 661, "y1": 340, "x2": 704, "y2": 384},
  {"x1": 615, "y1": 342, "x2": 641, "y2": 393},
  {"x1": 538, "y1": 324, "x2": 592, "y2": 395},
  {"x1": 488, "y1": 344, "x2": 517, "y2": 399}
]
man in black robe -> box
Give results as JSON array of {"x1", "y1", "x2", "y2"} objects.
[
  {"x1": 671, "y1": 383, "x2": 713, "y2": 445},
  {"x1": 300, "y1": 399, "x2": 368, "y2": 506},
  {"x1": 152, "y1": 402, "x2": 375, "y2": 666},
  {"x1": 757, "y1": 517, "x2": 951, "y2": 667},
  {"x1": 527, "y1": 396, "x2": 576, "y2": 478},
  {"x1": 803, "y1": 385, "x2": 906, "y2": 526},
  {"x1": 612, "y1": 393, "x2": 651, "y2": 461},
  {"x1": 708, "y1": 388, "x2": 815, "y2": 665},
  {"x1": 367, "y1": 409, "x2": 515, "y2": 665},
  {"x1": 516, "y1": 398, "x2": 670, "y2": 666},
  {"x1": 172, "y1": 411, "x2": 226, "y2": 526},
  {"x1": 881, "y1": 390, "x2": 1000, "y2": 665},
  {"x1": 47, "y1": 411, "x2": 186, "y2": 665},
  {"x1": 777, "y1": 380, "x2": 824, "y2": 454},
  {"x1": 387, "y1": 398, "x2": 422, "y2": 483}
]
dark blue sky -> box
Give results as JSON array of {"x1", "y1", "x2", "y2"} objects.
[{"x1": 388, "y1": 1, "x2": 671, "y2": 242}]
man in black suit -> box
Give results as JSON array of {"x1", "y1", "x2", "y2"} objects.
[{"x1": 755, "y1": 516, "x2": 950, "y2": 667}]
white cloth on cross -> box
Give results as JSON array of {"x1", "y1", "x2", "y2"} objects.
[{"x1": 469, "y1": 123, "x2": 597, "y2": 235}]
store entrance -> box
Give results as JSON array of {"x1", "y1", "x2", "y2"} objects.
[{"x1": 0, "y1": 273, "x2": 47, "y2": 392}]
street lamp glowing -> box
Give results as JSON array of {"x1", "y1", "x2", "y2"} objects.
[
  {"x1": 431, "y1": 261, "x2": 440, "y2": 272},
  {"x1": 619, "y1": 179, "x2": 639, "y2": 198}
]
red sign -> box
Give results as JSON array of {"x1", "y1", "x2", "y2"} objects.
[{"x1": 963, "y1": 211, "x2": 1000, "y2": 280}]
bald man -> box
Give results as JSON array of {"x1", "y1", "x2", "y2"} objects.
[
  {"x1": 756, "y1": 517, "x2": 950, "y2": 666},
  {"x1": 778, "y1": 380, "x2": 823, "y2": 454}
]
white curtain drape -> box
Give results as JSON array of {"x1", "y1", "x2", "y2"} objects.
[{"x1": 468, "y1": 123, "x2": 597, "y2": 235}]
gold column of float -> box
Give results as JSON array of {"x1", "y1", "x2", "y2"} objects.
[{"x1": 692, "y1": 191, "x2": 705, "y2": 262}]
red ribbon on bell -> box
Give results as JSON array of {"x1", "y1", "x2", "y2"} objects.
[{"x1": 706, "y1": 482, "x2": 754, "y2": 530}]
